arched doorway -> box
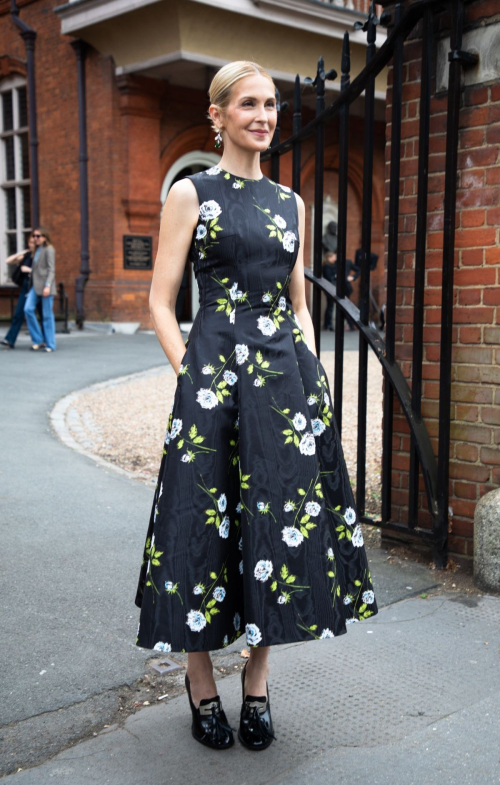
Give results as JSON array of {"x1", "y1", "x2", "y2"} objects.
[{"x1": 161, "y1": 151, "x2": 221, "y2": 323}]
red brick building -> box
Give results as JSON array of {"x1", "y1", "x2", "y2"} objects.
[{"x1": 0, "y1": 0, "x2": 387, "y2": 326}]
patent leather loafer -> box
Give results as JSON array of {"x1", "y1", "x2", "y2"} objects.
[
  {"x1": 238, "y1": 661, "x2": 276, "y2": 751},
  {"x1": 185, "y1": 673, "x2": 235, "y2": 750}
]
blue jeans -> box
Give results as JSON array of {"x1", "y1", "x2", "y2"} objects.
[
  {"x1": 4, "y1": 277, "x2": 31, "y2": 346},
  {"x1": 24, "y1": 287, "x2": 57, "y2": 350}
]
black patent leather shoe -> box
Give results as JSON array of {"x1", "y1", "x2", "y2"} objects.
[
  {"x1": 238, "y1": 661, "x2": 276, "y2": 751},
  {"x1": 185, "y1": 673, "x2": 235, "y2": 750}
]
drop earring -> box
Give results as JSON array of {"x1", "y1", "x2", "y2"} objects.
[{"x1": 214, "y1": 129, "x2": 222, "y2": 149}]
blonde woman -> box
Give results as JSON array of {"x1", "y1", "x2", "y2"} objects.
[
  {"x1": 24, "y1": 227, "x2": 57, "y2": 352},
  {"x1": 135, "y1": 61, "x2": 377, "y2": 751}
]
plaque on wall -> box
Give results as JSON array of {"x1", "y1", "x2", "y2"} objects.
[{"x1": 123, "y1": 235, "x2": 153, "y2": 270}]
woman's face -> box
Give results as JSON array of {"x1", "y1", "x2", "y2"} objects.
[
  {"x1": 213, "y1": 74, "x2": 277, "y2": 153},
  {"x1": 33, "y1": 230, "x2": 45, "y2": 247},
  {"x1": 28, "y1": 236, "x2": 36, "y2": 251}
]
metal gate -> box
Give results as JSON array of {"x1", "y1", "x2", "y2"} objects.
[{"x1": 262, "y1": 0, "x2": 477, "y2": 568}]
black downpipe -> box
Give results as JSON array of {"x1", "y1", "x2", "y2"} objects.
[{"x1": 71, "y1": 40, "x2": 91, "y2": 329}]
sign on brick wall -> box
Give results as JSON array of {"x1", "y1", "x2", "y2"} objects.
[{"x1": 123, "y1": 235, "x2": 152, "y2": 270}]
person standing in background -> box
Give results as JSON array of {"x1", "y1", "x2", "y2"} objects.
[
  {"x1": 321, "y1": 221, "x2": 338, "y2": 332},
  {"x1": 322, "y1": 247, "x2": 337, "y2": 331},
  {"x1": 1, "y1": 234, "x2": 36, "y2": 349},
  {"x1": 24, "y1": 227, "x2": 57, "y2": 352}
]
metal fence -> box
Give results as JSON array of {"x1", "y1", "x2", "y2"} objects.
[{"x1": 262, "y1": 0, "x2": 476, "y2": 568}]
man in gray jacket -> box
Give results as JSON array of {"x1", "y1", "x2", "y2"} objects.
[{"x1": 24, "y1": 227, "x2": 57, "y2": 351}]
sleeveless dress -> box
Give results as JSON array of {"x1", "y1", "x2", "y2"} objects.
[{"x1": 135, "y1": 164, "x2": 378, "y2": 653}]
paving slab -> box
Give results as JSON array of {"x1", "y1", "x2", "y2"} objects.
[{"x1": 4, "y1": 593, "x2": 499, "y2": 784}]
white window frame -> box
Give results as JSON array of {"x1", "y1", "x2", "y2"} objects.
[{"x1": 0, "y1": 75, "x2": 31, "y2": 286}]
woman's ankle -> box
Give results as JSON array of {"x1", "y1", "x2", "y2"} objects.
[{"x1": 186, "y1": 654, "x2": 217, "y2": 707}]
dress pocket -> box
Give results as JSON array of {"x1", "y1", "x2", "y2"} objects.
[{"x1": 177, "y1": 338, "x2": 191, "y2": 374}]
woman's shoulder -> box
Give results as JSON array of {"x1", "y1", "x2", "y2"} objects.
[
  {"x1": 269, "y1": 178, "x2": 301, "y2": 201},
  {"x1": 167, "y1": 177, "x2": 200, "y2": 207}
]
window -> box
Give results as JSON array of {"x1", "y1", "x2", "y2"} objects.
[{"x1": 0, "y1": 77, "x2": 31, "y2": 284}]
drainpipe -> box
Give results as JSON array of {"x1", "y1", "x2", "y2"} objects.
[
  {"x1": 71, "y1": 40, "x2": 90, "y2": 329},
  {"x1": 10, "y1": 0, "x2": 40, "y2": 228}
]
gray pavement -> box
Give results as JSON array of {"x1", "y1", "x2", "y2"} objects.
[
  {"x1": 1, "y1": 328, "x2": 499, "y2": 783},
  {"x1": 0, "y1": 331, "x2": 166, "y2": 726},
  {"x1": 5, "y1": 594, "x2": 500, "y2": 784}
]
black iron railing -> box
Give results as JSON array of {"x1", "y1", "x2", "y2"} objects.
[{"x1": 261, "y1": 0, "x2": 475, "y2": 568}]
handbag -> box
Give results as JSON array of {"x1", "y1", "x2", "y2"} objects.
[{"x1": 10, "y1": 262, "x2": 24, "y2": 287}]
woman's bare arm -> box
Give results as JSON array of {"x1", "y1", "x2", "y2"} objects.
[
  {"x1": 6, "y1": 250, "x2": 26, "y2": 264},
  {"x1": 149, "y1": 179, "x2": 199, "y2": 375},
  {"x1": 289, "y1": 192, "x2": 318, "y2": 357}
]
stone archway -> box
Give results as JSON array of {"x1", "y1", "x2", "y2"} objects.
[{"x1": 160, "y1": 150, "x2": 221, "y2": 205}]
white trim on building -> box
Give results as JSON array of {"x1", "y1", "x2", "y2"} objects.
[
  {"x1": 54, "y1": 0, "x2": 386, "y2": 45},
  {"x1": 0, "y1": 75, "x2": 31, "y2": 286}
]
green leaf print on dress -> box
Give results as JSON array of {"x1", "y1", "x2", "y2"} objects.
[
  {"x1": 143, "y1": 534, "x2": 163, "y2": 598},
  {"x1": 177, "y1": 359, "x2": 193, "y2": 384},
  {"x1": 211, "y1": 270, "x2": 251, "y2": 323},
  {"x1": 177, "y1": 422, "x2": 216, "y2": 464},
  {"x1": 253, "y1": 198, "x2": 297, "y2": 253},
  {"x1": 195, "y1": 347, "x2": 243, "y2": 409},
  {"x1": 164, "y1": 580, "x2": 183, "y2": 605},
  {"x1": 195, "y1": 200, "x2": 223, "y2": 259},
  {"x1": 263, "y1": 562, "x2": 310, "y2": 604},
  {"x1": 257, "y1": 276, "x2": 291, "y2": 336},
  {"x1": 270, "y1": 396, "x2": 316, "y2": 455},
  {"x1": 281, "y1": 473, "x2": 323, "y2": 544},
  {"x1": 256, "y1": 500, "x2": 277, "y2": 523},
  {"x1": 238, "y1": 466, "x2": 254, "y2": 521},
  {"x1": 197, "y1": 476, "x2": 236, "y2": 537},
  {"x1": 296, "y1": 615, "x2": 336, "y2": 639},
  {"x1": 244, "y1": 348, "x2": 284, "y2": 388},
  {"x1": 189, "y1": 559, "x2": 230, "y2": 628},
  {"x1": 268, "y1": 179, "x2": 293, "y2": 203}
]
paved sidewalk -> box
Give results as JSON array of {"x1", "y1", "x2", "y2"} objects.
[
  {"x1": 5, "y1": 593, "x2": 500, "y2": 784},
  {"x1": 2, "y1": 331, "x2": 498, "y2": 783}
]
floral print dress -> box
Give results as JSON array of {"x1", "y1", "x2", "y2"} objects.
[{"x1": 135, "y1": 164, "x2": 378, "y2": 654}]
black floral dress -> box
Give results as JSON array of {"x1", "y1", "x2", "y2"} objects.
[{"x1": 135, "y1": 164, "x2": 378, "y2": 654}]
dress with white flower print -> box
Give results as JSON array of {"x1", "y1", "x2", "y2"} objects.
[{"x1": 135, "y1": 164, "x2": 377, "y2": 652}]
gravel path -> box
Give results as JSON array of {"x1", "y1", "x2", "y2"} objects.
[{"x1": 63, "y1": 348, "x2": 383, "y2": 517}]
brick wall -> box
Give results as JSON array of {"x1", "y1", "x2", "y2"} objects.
[{"x1": 384, "y1": 0, "x2": 500, "y2": 562}]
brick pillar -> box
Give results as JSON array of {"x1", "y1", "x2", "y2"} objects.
[
  {"x1": 384, "y1": 0, "x2": 500, "y2": 563},
  {"x1": 114, "y1": 75, "x2": 166, "y2": 323}
]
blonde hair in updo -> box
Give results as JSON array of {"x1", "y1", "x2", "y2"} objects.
[{"x1": 207, "y1": 61, "x2": 276, "y2": 136}]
